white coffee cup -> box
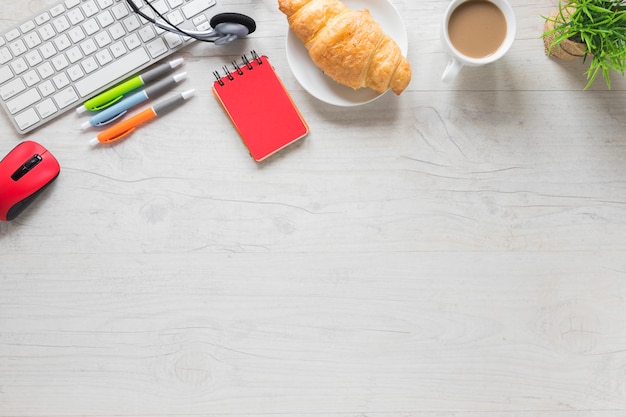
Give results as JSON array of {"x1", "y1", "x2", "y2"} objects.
[{"x1": 441, "y1": 0, "x2": 516, "y2": 83}]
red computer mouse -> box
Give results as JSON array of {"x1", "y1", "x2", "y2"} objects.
[{"x1": 0, "y1": 141, "x2": 60, "y2": 221}]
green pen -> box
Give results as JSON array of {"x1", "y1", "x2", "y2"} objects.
[{"x1": 76, "y1": 58, "x2": 185, "y2": 113}]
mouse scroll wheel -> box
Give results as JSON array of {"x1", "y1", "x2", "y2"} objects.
[
  {"x1": 25, "y1": 154, "x2": 42, "y2": 169},
  {"x1": 11, "y1": 154, "x2": 42, "y2": 181}
]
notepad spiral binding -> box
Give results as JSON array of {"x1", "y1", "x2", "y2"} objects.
[{"x1": 213, "y1": 51, "x2": 264, "y2": 86}]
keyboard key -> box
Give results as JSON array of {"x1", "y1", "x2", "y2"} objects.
[
  {"x1": 35, "y1": 12, "x2": 51, "y2": 26},
  {"x1": 81, "y1": 56, "x2": 98, "y2": 73},
  {"x1": 53, "y1": 86, "x2": 79, "y2": 108},
  {"x1": 0, "y1": 78, "x2": 25, "y2": 100},
  {"x1": 110, "y1": 41, "x2": 127, "y2": 58},
  {"x1": 40, "y1": 42, "x2": 57, "y2": 59},
  {"x1": 50, "y1": 5, "x2": 66, "y2": 17},
  {"x1": 0, "y1": 47, "x2": 12, "y2": 64},
  {"x1": 65, "y1": 0, "x2": 81, "y2": 8},
  {"x1": 182, "y1": 0, "x2": 216, "y2": 19},
  {"x1": 139, "y1": 25, "x2": 156, "y2": 42},
  {"x1": 20, "y1": 21, "x2": 36, "y2": 34},
  {"x1": 67, "y1": 64, "x2": 85, "y2": 81},
  {"x1": 75, "y1": 47, "x2": 149, "y2": 97},
  {"x1": 123, "y1": 15, "x2": 141, "y2": 33},
  {"x1": 15, "y1": 108, "x2": 40, "y2": 131},
  {"x1": 9, "y1": 39, "x2": 28, "y2": 57},
  {"x1": 124, "y1": 33, "x2": 142, "y2": 50},
  {"x1": 95, "y1": 31, "x2": 112, "y2": 48},
  {"x1": 97, "y1": 0, "x2": 114, "y2": 8},
  {"x1": 195, "y1": 21, "x2": 211, "y2": 31},
  {"x1": 53, "y1": 72, "x2": 70, "y2": 89},
  {"x1": 193, "y1": 14, "x2": 207, "y2": 26},
  {"x1": 111, "y1": 3, "x2": 129, "y2": 20},
  {"x1": 151, "y1": 0, "x2": 169, "y2": 15},
  {"x1": 164, "y1": 33, "x2": 182, "y2": 49},
  {"x1": 68, "y1": 8, "x2": 85, "y2": 25},
  {"x1": 80, "y1": 38, "x2": 97, "y2": 55},
  {"x1": 82, "y1": 1, "x2": 99, "y2": 18},
  {"x1": 52, "y1": 55, "x2": 69, "y2": 71},
  {"x1": 109, "y1": 23, "x2": 126, "y2": 40},
  {"x1": 37, "y1": 62, "x2": 55, "y2": 79},
  {"x1": 68, "y1": 26, "x2": 86, "y2": 43},
  {"x1": 54, "y1": 33, "x2": 72, "y2": 51},
  {"x1": 167, "y1": 10, "x2": 184, "y2": 26},
  {"x1": 36, "y1": 98, "x2": 58, "y2": 119},
  {"x1": 7, "y1": 88, "x2": 41, "y2": 114},
  {"x1": 97, "y1": 10, "x2": 115, "y2": 28},
  {"x1": 53, "y1": 16, "x2": 71, "y2": 33},
  {"x1": 95, "y1": 49, "x2": 113, "y2": 66},
  {"x1": 24, "y1": 32, "x2": 42, "y2": 49},
  {"x1": 0, "y1": 66, "x2": 14, "y2": 84},
  {"x1": 39, "y1": 24, "x2": 56, "y2": 41},
  {"x1": 10, "y1": 57, "x2": 28, "y2": 75},
  {"x1": 25, "y1": 50, "x2": 43, "y2": 67},
  {"x1": 23, "y1": 70, "x2": 40, "y2": 87},
  {"x1": 38, "y1": 80, "x2": 55, "y2": 97},
  {"x1": 66, "y1": 46, "x2": 83, "y2": 63},
  {"x1": 146, "y1": 38, "x2": 167, "y2": 58},
  {"x1": 5, "y1": 29, "x2": 20, "y2": 42},
  {"x1": 83, "y1": 18, "x2": 100, "y2": 36}
]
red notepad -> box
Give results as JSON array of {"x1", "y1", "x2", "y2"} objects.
[{"x1": 212, "y1": 52, "x2": 309, "y2": 162}]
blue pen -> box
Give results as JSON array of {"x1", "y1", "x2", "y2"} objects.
[{"x1": 81, "y1": 72, "x2": 188, "y2": 129}]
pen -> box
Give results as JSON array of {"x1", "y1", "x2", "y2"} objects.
[
  {"x1": 89, "y1": 89, "x2": 195, "y2": 147},
  {"x1": 81, "y1": 72, "x2": 187, "y2": 129},
  {"x1": 76, "y1": 57, "x2": 185, "y2": 113}
]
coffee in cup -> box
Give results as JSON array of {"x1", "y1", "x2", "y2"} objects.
[{"x1": 441, "y1": 0, "x2": 516, "y2": 83}]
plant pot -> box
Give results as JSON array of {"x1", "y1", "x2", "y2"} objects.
[{"x1": 543, "y1": 10, "x2": 587, "y2": 60}]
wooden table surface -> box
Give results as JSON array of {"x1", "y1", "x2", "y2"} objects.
[{"x1": 2, "y1": 0, "x2": 626, "y2": 416}]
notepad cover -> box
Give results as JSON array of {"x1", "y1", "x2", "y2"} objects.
[{"x1": 212, "y1": 55, "x2": 309, "y2": 162}]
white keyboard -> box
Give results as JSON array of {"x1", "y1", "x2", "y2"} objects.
[{"x1": 0, "y1": 0, "x2": 216, "y2": 134}]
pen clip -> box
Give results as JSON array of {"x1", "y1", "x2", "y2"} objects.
[
  {"x1": 93, "y1": 110, "x2": 128, "y2": 127},
  {"x1": 101, "y1": 127, "x2": 136, "y2": 144},
  {"x1": 89, "y1": 95, "x2": 124, "y2": 111}
]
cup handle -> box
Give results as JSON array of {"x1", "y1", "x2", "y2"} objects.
[{"x1": 442, "y1": 56, "x2": 463, "y2": 83}]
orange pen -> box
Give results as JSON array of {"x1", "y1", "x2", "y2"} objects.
[{"x1": 89, "y1": 89, "x2": 195, "y2": 146}]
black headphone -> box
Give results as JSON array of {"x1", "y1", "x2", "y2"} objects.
[{"x1": 126, "y1": 1, "x2": 256, "y2": 45}]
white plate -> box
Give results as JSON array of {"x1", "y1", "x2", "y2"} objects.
[{"x1": 285, "y1": 0, "x2": 409, "y2": 107}]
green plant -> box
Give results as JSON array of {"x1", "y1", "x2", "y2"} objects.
[{"x1": 542, "y1": 0, "x2": 626, "y2": 88}]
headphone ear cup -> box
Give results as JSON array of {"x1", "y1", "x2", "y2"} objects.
[{"x1": 210, "y1": 13, "x2": 256, "y2": 35}]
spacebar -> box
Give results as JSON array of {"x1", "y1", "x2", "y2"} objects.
[{"x1": 75, "y1": 48, "x2": 150, "y2": 97}]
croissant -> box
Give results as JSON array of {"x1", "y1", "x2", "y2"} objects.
[{"x1": 278, "y1": 0, "x2": 412, "y2": 95}]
